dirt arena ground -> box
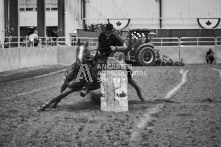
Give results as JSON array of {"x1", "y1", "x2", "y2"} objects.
[{"x1": 0, "y1": 64, "x2": 221, "y2": 147}]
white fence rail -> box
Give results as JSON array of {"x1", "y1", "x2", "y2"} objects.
[
  {"x1": 0, "y1": 36, "x2": 221, "y2": 49},
  {"x1": 151, "y1": 37, "x2": 180, "y2": 46},
  {"x1": 180, "y1": 37, "x2": 216, "y2": 46},
  {"x1": 217, "y1": 37, "x2": 221, "y2": 45}
]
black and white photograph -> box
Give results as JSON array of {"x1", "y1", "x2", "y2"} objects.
[{"x1": 0, "y1": 0, "x2": 221, "y2": 146}]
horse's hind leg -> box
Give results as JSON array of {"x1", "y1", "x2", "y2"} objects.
[
  {"x1": 37, "y1": 88, "x2": 74, "y2": 111},
  {"x1": 128, "y1": 77, "x2": 144, "y2": 101}
]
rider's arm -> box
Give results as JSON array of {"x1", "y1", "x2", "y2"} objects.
[
  {"x1": 96, "y1": 34, "x2": 102, "y2": 54},
  {"x1": 110, "y1": 35, "x2": 125, "y2": 51},
  {"x1": 110, "y1": 45, "x2": 125, "y2": 51}
]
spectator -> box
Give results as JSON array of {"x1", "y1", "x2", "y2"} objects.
[
  {"x1": 29, "y1": 30, "x2": 39, "y2": 47},
  {"x1": 206, "y1": 48, "x2": 215, "y2": 64}
]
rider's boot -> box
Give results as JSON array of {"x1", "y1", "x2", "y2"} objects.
[
  {"x1": 80, "y1": 82, "x2": 92, "y2": 97},
  {"x1": 80, "y1": 86, "x2": 89, "y2": 97},
  {"x1": 80, "y1": 80, "x2": 95, "y2": 97}
]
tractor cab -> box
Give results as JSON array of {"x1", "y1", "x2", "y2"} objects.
[
  {"x1": 120, "y1": 29, "x2": 152, "y2": 42},
  {"x1": 129, "y1": 29, "x2": 151, "y2": 42}
]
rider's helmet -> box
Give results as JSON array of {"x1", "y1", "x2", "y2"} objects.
[{"x1": 105, "y1": 23, "x2": 114, "y2": 31}]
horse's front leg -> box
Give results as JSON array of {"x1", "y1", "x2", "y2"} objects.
[
  {"x1": 37, "y1": 87, "x2": 74, "y2": 111},
  {"x1": 60, "y1": 79, "x2": 68, "y2": 93},
  {"x1": 51, "y1": 79, "x2": 69, "y2": 108},
  {"x1": 51, "y1": 78, "x2": 84, "y2": 108}
]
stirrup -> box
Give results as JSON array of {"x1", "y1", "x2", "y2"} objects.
[{"x1": 80, "y1": 87, "x2": 88, "y2": 97}]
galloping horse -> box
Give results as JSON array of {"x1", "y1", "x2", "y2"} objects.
[{"x1": 37, "y1": 43, "x2": 144, "y2": 111}]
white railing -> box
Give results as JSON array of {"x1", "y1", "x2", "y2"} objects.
[
  {"x1": 39, "y1": 37, "x2": 57, "y2": 46},
  {"x1": 151, "y1": 37, "x2": 180, "y2": 46},
  {"x1": 57, "y1": 37, "x2": 98, "y2": 47},
  {"x1": 1, "y1": 36, "x2": 221, "y2": 49},
  {"x1": 2, "y1": 36, "x2": 21, "y2": 48},
  {"x1": 217, "y1": 37, "x2": 221, "y2": 45},
  {"x1": 2, "y1": 36, "x2": 58, "y2": 48},
  {"x1": 180, "y1": 37, "x2": 216, "y2": 46},
  {"x1": 151, "y1": 37, "x2": 217, "y2": 46}
]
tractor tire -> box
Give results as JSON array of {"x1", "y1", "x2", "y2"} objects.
[
  {"x1": 136, "y1": 47, "x2": 156, "y2": 66},
  {"x1": 111, "y1": 51, "x2": 125, "y2": 62}
]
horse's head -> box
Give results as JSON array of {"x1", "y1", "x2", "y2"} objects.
[{"x1": 76, "y1": 42, "x2": 91, "y2": 64}]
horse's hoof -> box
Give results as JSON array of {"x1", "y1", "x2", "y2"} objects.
[
  {"x1": 36, "y1": 104, "x2": 48, "y2": 112},
  {"x1": 35, "y1": 106, "x2": 45, "y2": 112},
  {"x1": 51, "y1": 105, "x2": 57, "y2": 109},
  {"x1": 140, "y1": 98, "x2": 145, "y2": 102}
]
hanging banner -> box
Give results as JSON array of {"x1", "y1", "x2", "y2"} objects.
[
  {"x1": 197, "y1": 18, "x2": 220, "y2": 29},
  {"x1": 107, "y1": 19, "x2": 130, "y2": 30}
]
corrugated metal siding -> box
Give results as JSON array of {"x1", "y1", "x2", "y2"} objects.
[
  {"x1": 86, "y1": 0, "x2": 159, "y2": 19},
  {"x1": 163, "y1": 0, "x2": 221, "y2": 28},
  {"x1": 65, "y1": 0, "x2": 82, "y2": 45},
  {"x1": 86, "y1": 0, "x2": 159, "y2": 29},
  {"x1": 0, "y1": 0, "x2": 4, "y2": 41},
  {"x1": 84, "y1": 0, "x2": 221, "y2": 29},
  {"x1": 0, "y1": 18, "x2": 4, "y2": 43},
  {"x1": 163, "y1": 0, "x2": 221, "y2": 18}
]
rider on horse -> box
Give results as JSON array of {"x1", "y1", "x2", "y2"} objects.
[
  {"x1": 37, "y1": 23, "x2": 144, "y2": 111},
  {"x1": 79, "y1": 23, "x2": 126, "y2": 96},
  {"x1": 79, "y1": 23, "x2": 144, "y2": 101}
]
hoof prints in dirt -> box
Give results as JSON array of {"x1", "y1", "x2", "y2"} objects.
[
  {"x1": 2, "y1": 65, "x2": 221, "y2": 146},
  {"x1": 12, "y1": 100, "x2": 154, "y2": 147}
]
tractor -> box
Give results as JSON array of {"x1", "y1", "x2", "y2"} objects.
[
  {"x1": 80, "y1": 27, "x2": 183, "y2": 66},
  {"x1": 110, "y1": 29, "x2": 160, "y2": 66}
]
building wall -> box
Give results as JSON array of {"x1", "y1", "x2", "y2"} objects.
[
  {"x1": 162, "y1": 0, "x2": 221, "y2": 29},
  {"x1": 16, "y1": 0, "x2": 221, "y2": 30},
  {"x1": 17, "y1": 0, "x2": 221, "y2": 36},
  {"x1": 46, "y1": 11, "x2": 58, "y2": 26},
  {"x1": 0, "y1": 45, "x2": 220, "y2": 72},
  {"x1": 0, "y1": 0, "x2": 4, "y2": 42},
  {"x1": 20, "y1": 11, "x2": 37, "y2": 26},
  {"x1": 2, "y1": 0, "x2": 221, "y2": 42},
  {"x1": 85, "y1": 0, "x2": 159, "y2": 29},
  {"x1": 0, "y1": 46, "x2": 76, "y2": 72},
  {"x1": 19, "y1": 11, "x2": 58, "y2": 27},
  {"x1": 163, "y1": 0, "x2": 221, "y2": 19},
  {"x1": 65, "y1": 0, "x2": 82, "y2": 45},
  {"x1": 155, "y1": 29, "x2": 221, "y2": 37},
  {"x1": 84, "y1": 0, "x2": 221, "y2": 29}
]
